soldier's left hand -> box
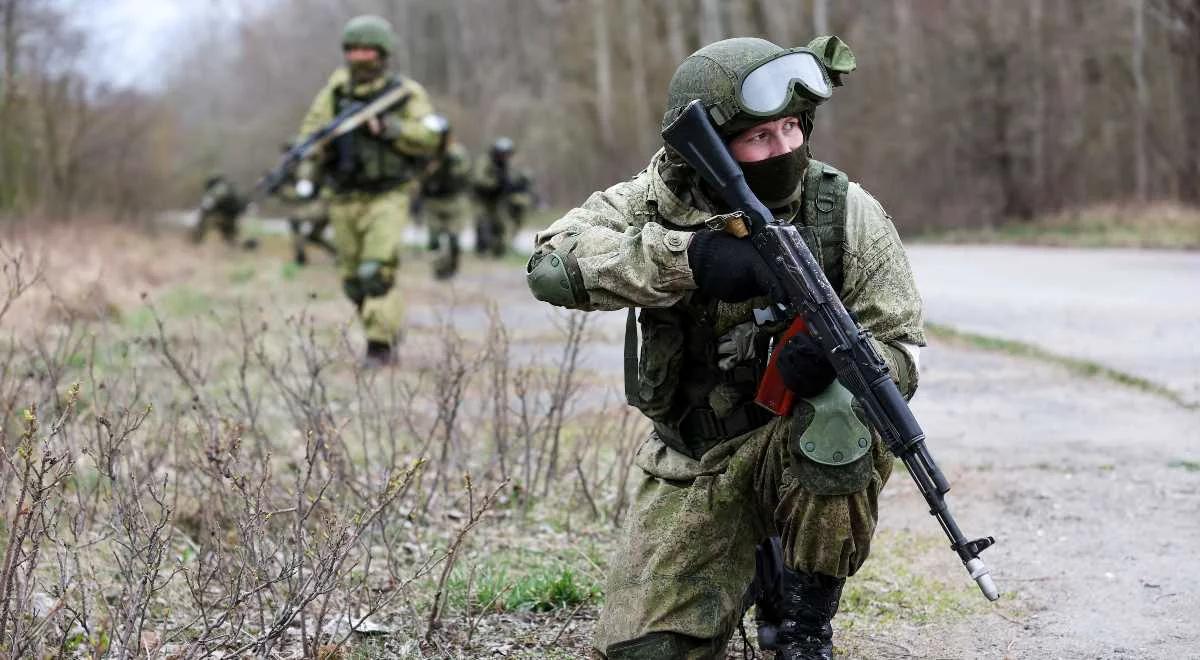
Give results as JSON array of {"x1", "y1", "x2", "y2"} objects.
[
  {"x1": 776, "y1": 332, "x2": 837, "y2": 398},
  {"x1": 367, "y1": 116, "x2": 383, "y2": 135}
]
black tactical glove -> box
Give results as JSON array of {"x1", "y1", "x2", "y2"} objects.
[
  {"x1": 687, "y1": 230, "x2": 781, "y2": 303},
  {"x1": 777, "y1": 331, "x2": 837, "y2": 398}
]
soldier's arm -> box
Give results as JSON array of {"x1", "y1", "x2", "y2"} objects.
[
  {"x1": 295, "y1": 71, "x2": 340, "y2": 181},
  {"x1": 840, "y1": 183, "x2": 926, "y2": 397},
  {"x1": 527, "y1": 174, "x2": 696, "y2": 312},
  {"x1": 380, "y1": 79, "x2": 441, "y2": 158}
]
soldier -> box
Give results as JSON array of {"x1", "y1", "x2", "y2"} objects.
[
  {"x1": 294, "y1": 15, "x2": 442, "y2": 366},
  {"x1": 275, "y1": 142, "x2": 334, "y2": 266},
  {"x1": 193, "y1": 174, "x2": 247, "y2": 246},
  {"x1": 415, "y1": 115, "x2": 472, "y2": 279},
  {"x1": 472, "y1": 137, "x2": 534, "y2": 258},
  {"x1": 526, "y1": 37, "x2": 924, "y2": 659}
]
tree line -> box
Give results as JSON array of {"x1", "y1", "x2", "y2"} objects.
[{"x1": 3, "y1": 0, "x2": 1197, "y2": 231}]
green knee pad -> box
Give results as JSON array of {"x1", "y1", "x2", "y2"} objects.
[
  {"x1": 605, "y1": 632, "x2": 713, "y2": 659},
  {"x1": 356, "y1": 260, "x2": 395, "y2": 298}
]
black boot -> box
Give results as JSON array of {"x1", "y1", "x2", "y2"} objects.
[
  {"x1": 363, "y1": 340, "x2": 395, "y2": 368},
  {"x1": 754, "y1": 537, "x2": 845, "y2": 660}
]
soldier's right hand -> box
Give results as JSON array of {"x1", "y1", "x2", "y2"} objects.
[
  {"x1": 687, "y1": 229, "x2": 782, "y2": 303},
  {"x1": 295, "y1": 179, "x2": 316, "y2": 199}
]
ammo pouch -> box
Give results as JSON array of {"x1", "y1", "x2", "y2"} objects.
[
  {"x1": 790, "y1": 381, "x2": 874, "y2": 495},
  {"x1": 625, "y1": 307, "x2": 772, "y2": 461}
]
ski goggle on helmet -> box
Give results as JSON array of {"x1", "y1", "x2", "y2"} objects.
[{"x1": 735, "y1": 48, "x2": 832, "y2": 117}]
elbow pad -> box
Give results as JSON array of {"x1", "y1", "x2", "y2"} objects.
[{"x1": 526, "y1": 250, "x2": 589, "y2": 309}]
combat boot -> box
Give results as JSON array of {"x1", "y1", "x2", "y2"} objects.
[
  {"x1": 756, "y1": 569, "x2": 844, "y2": 660},
  {"x1": 753, "y1": 537, "x2": 845, "y2": 660},
  {"x1": 363, "y1": 340, "x2": 395, "y2": 368}
]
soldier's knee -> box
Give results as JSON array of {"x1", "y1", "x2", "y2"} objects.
[
  {"x1": 603, "y1": 632, "x2": 715, "y2": 660},
  {"x1": 355, "y1": 260, "x2": 395, "y2": 298}
]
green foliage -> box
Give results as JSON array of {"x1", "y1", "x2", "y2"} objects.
[
  {"x1": 280, "y1": 261, "x2": 301, "y2": 281},
  {"x1": 121, "y1": 285, "x2": 214, "y2": 331},
  {"x1": 447, "y1": 550, "x2": 602, "y2": 614},
  {"x1": 1168, "y1": 459, "x2": 1200, "y2": 472},
  {"x1": 229, "y1": 265, "x2": 257, "y2": 284},
  {"x1": 839, "y1": 532, "x2": 987, "y2": 625}
]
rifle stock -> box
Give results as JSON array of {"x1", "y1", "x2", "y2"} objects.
[{"x1": 662, "y1": 99, "x2": 999, "y2": 602}]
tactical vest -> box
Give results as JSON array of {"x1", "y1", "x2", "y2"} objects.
[
  {"x1": 421, "y1": 148, "x2": 470, "y2": 198},
  {"x1": 328, "y1": 75, "x2": 415, "y2": 193},
  {"x1": 624, "y1": 160, "x2": 850, "y2": 459}
]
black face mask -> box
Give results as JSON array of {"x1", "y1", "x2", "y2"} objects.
[
  {"x1": 348, "y1": 58, "x2": 385, "y2": 85},
  {"x1": 738, "y1": 147, "x2": 809, "y2": 207}
]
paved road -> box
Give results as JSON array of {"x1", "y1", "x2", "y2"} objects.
[{"x1": 908, "y1": 244, "x2": 1200, "y2": 405}]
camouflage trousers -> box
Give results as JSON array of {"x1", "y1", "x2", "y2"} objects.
[
  {"x1": 329, "y1": 187, "x2": 411, "y2": 345},
  {"x1": 594, "y1": 416, "x2": 893, "y2": 658},
  {"x1": 423, "y1": 195, "x2": 469, "y2": 278},
  {"x1": 475, "y1": 200, "x2": 525, "y2": 257},
  {"x1": 192, "y1": 211, "x2": 239, "y2": 245}
]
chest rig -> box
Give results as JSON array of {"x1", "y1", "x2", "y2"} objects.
[
  {"x1": 328, "y1": 75, "x2": 415, "y2": 193},
  {"x1": 624, "y1": 160, "x2": 850, "y2": 460}
]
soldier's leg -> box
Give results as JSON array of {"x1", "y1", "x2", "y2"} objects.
[
  {"x1": 356, "y1": 188, "x2": 409, "y2": 353},
  {"x1": 192, "y1": 212, "x2": 213, "y2": 243},
  {"x1": 289, "y1": 217, "x2": 307, "y2": 265},
  {"x1": 309, "y1": 216, "x2": 336, "y2": 256},
  {"x1": 328, "y1": 197, "x2": 366, "y2": 313},
  {"x1": 594, "y1": 423, "x2": 785, "y2": 659},
  {"x1": 755, "y1": 388, "x2": 895, "y2": 659},
  {"x1": 218, "y1": 214, "x2": 239, "y2": 245},
  {"x1": 490, "y1": 206, "x2": 511, "y2": 258}
]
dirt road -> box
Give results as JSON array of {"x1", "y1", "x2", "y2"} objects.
[
  {"x1": 420, "y1": 243, "x2": 1200, "y2": 658},
  {"x1": 907, "y1": 244, "x2": 1200, "y2": 406}
]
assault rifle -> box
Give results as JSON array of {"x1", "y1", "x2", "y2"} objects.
[
  {"x1": 249, "y1": 81, "x2": 411, "y2": 202},
  {"x1": 662, "y1": 99, "x2": 999, "y2": 601}
]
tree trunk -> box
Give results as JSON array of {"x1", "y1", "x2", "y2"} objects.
[
  {"x1": 699, "y1": 0, "x2": 722, "y2": 45},
  {"x1": 1131, "y1": 0, "x2": 1148, "y2": 200},
  {"x1": 591, "y1": 0, "x2": 614, "y2": 148}
]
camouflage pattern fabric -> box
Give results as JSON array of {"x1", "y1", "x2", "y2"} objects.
[
  {"x1": 528, "y1": 147, "x2": 925, "y2": 655},
  {"x1": 594, "y1": 419, "x2": 894, "y2": 653},
  {"x1": 328, "y1": 187, "x2": 410, "y2": 344},
  {"x1": 472, "y1": 158, "x2": 533, "y2": 256},
  {"x1": 296, "y1": 67, "x2": 440, "y2": 188},
  {"x1": 193, "y1": 180, "x2": 244, "y2": 245}
]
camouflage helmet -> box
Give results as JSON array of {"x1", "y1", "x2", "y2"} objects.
[
  {"x1": 342, "y1": 15, "x2": 396, "y2": 55},
  {"x1": 662, "y1": 36, "x2": 853, "y2": 137}
]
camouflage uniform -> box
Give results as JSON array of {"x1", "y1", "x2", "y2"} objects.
[
  {"x1": 276, "y1": 167, "x2": 333, "y2": 265},
  {"x1": 193, "y1": 177, "x2": 246, "y2": 245},
  {"x1": 418, "y1": 141, "x2": 472, "y2": 279},
  {"x1": 296, "y1": 16, "x2": 441, "y2": 357},
  {"x1": 527, "y1": 37, "x2": 923, "y2": 659},
  {"x1": 472, "y1": 139, "x2": 534, "y2": 257}
]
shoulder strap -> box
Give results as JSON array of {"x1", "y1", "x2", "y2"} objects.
[{"x1": 800, "y1": 159, "x2": 849, "y2": 294}]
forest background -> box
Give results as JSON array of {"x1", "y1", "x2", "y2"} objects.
[{"x1": 2, "y1": 0, "x2": 1198, "y2": 233}]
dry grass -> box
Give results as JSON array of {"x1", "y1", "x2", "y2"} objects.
[
  {"x1": 919, "y1": 201, "x2": 1200, "y2": 249},
  {"x1": 0, "y1": 222, "x2": 640, "y2": 658}
]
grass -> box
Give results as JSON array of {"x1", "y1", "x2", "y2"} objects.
[
  {"x1": 916, "y1": 202, "x2": 1200, "y2": 249},
  {"x1": 1168, "y1": 459, "x2": 1200, "y2": 472},
  {"x1": 927, "y1": 322, "x2": 1196, "y2": 410},
  {"x1": 447, "y1": 547, "x2": 604, "y2": 614}
]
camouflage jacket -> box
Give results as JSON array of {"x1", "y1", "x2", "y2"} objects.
[
  {"x1": 420, "y1": 142, "x2": 472, "y2": 198},
  {"x1": 296, "y1": 67, "x2": 440, "y2": 192},
  {"x1": 529, "y1": 149, "x2": 925, "y2": 409},
  {"x1": 472, "y1": 158, "x2": 534, "y2": 208}
]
